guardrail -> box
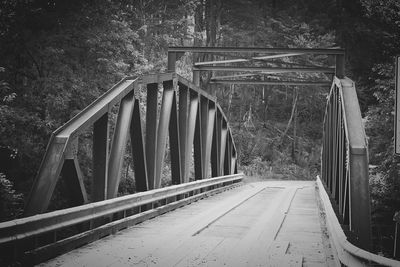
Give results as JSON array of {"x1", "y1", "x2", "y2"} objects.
[
  {"x1": 24, "y1": 72, "x2": 238, "y2": 216},
  {"x1": 0, "y1": 173, "x2": 243, "y2": 265},
  {"x1": 321, "y1": 77, "x2": 372, "y2": 250},
  {"x1": 394, "y1": 212, "x2": 400, "y2": 259},
  {"x1": 317, "y1": 177, "x2": 400, "y2": 266}
]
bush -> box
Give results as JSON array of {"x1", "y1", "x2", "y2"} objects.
[{"x1": 0, "y1": 173, "x2": 23, "y2": 221}]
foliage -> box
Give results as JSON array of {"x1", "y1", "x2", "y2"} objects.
[
  {"x1": 0, "y1": 173, "x2": 23, "y2": 222},
  {"x1": 337, "y1": 0, "x2": 400, "y2": 255},
  {"x1": 1, "y1": 1, "x2": 399, "y2": 258}
]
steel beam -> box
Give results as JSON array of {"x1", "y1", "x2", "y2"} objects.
[
  {"x1": 194, "y1": 93, "x2": 203, "y2": 180},
  {"x1": 92, "y1": 113, "x2": 109, "y2": 202},
  {"x1": 169, "y1": 90, "x2": 182, "y2": 185},
  {"x1": 224, "y1": 134, "x2": 231, "y2": 175},
  {"x1": 220, "y1": 122, "x2": 227, "y2": 175},
  {"x1": 57, "y1": 79, "x2": 136, "y2": 140},
  {"x1": 200, "y1": 97, "x2": 209, "y2": 178},
  {"x1": 145, "y1": 83, "x2": 158, "y2": 190},
  {"x1": 62, "y1": 158, "x2": 88, "y2": 206},
  {"x1": 340, "y1": 79, "x2": 371, "y2": 250},
  {"x1": 336, "y1": 54, "x2": 345, "y2": 78},
  {"x1": 130, "y1": 99, "x2": 148, "y2": 192},
  {"x1": 185, "y1": 91, "x2": 199, "y2": 181},
  {"x1": 332, "y1": 88, "x2": 338, "y2": 201},
  {"x1": 167, "y1": 52, "x2": 177, "y2": 72},
  {"x1": 194, "y1": 53, "x2": 304, "y2": 66},
  {"x1": 338, "y1": 104, "x2": 345, "y2": 215},
  {"x1": 24, "y1": 138, "x2": 67, "y2": 215},
  {"x1": 154, "y1": 81, "x2": 175, "y2": 188},
  {"x1": 169, "y1": 46, "x2": 345, "y2": 55},
  {"x1": 210, "y1": 79, "x2": 331, "y2": 86},
  {"x1": 194, "y1": 66, "x2": 335, "y2": 73},
  {"x1": 211, "y1": 110, "x2": 221, "y2": 177},
  {"x1": 178, "y1": 84, "x2": 189, "y2": 182},
  {"x1": 205, "y1": 102, "x2": 216, "y2": 178},
  {"x1": 107, "y1": 91, "x2": 136, "y2": 199},
  {"x1": 193, "y1": 70, "x2": 200, "y2": 86}
]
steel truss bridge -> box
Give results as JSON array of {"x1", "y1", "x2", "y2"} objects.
[{"x1": 0, "y1": 47, "x2": 399, "y2": 267}]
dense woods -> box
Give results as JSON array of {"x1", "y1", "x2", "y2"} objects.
[{"x1": 1, "y1": 0, "x2": 400, "y2": 257}]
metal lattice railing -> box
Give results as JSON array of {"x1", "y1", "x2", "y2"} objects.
[{"x1": 321, "y1": 76, "x2": 372, "y2": 250}]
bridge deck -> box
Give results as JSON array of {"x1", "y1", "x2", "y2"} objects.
[{"x1": 40, "y1": 180, "x2": 337, "y2": 267}]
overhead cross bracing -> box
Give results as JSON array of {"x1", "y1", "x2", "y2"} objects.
[{"x1": 168, "y1": 46, "x2": 345, "y2": 87}]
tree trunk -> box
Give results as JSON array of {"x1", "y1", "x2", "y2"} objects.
[
  {"x1": 292, "y1": 93, "x2": 298, "y2": 162},
  {"x1": 281, "y1": 87, "x2": 299, "y2": 143}
]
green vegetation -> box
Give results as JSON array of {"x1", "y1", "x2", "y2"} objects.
[{"x1": 0, "y1": 0, "x2": 399, "y2": 257}]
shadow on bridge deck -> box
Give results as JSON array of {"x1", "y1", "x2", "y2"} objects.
[{"x1": 39, "y1": 180, "x2": 337, "y2": 267}]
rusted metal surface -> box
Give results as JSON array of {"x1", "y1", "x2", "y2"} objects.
[{"x1": 321, "y1": 77, "x2": 371, "y2": 250}]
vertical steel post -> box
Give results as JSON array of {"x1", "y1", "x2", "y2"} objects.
[
  {"x1": 211, "y1": 110, "x2": 221, "y2": 177},
  {"x1": 205, "y1": 102, "x2": 216, "y2": 178},
  {"x1": 332, "y1": 88, "x2": 338, "y2": 201},
  {"x1": 349, "y1": 151, "x2": 372, "y2": 250},
  {"x1": 193, "y1": 70, "x2": 200, "y2": 87},
  {"x1": 145, "y1": 83, "x2": 158, "y2": 189},
  {"x1": 93, "y1": 113, "x2": 109, "y2": 201},
  {"x1": 186, "y1": 91, "x2": 199, "y2": 181},
  {"x1": 224, "y1": 134, "x2": 231, "y2": 175},
  {"x1": 338, "y1": 105, "x2": 344, "y2": 215},
  {"x1": 178, "y1": 84, "x2": 189, "y2": 182},
  {"x1": 130, "y1": 99, "x2": 148, "y2": 192},
  {"x1": 200, "y1": 97, "x2": 209, "y2": 178},
  {"x1": 107, "y1": 92, "x2": 135, "y2": 199},
  {"x1": 167, "y1": 52, "x2": 177, "y2": 72},
  {"x1": 194, "y1": 94, "x2": 203, "y2": 180},
  {"x1": 220, "y1": 121, "x2": 228, "y2": 175},
  {"x1": 335, "y1": 53, "x2": 345, "y2": 79},
  {"x1": 154, "y1": 80, "x2": 174, "y2": 188},
  {"x1": 169, "y1": 90, "x2": 182, "y2": 185}
]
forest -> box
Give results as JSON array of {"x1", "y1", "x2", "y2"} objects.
[{"x1": 1, "y1": 0, "x2": 400, "y2": 257}]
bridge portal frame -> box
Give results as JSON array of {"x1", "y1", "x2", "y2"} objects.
[{"x1": 167, "y1": 46, "x2": 345, "y2": 87}]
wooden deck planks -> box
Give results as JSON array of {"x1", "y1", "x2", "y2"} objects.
[{"x1": 40, "y1": 180, "x2": 336, "y2": 267}]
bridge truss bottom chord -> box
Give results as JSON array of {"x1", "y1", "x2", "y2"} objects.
[{"x1": 39, "y1": 181, "x2": 336, "y2": 267}]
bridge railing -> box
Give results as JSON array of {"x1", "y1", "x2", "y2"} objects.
[
  {"x1": 24, "y1": 72, "x2": 238, "y2": 216},
  {"x1": 321, "y1": 77, "x2": 372, "y2": 250},
  {"x1": 0, "y1": 174, "x2": 243, "y2": 265},
  {"x1": 317, "y1": 176, "x2": 399, "y2": 267},
  {"x1": 0, "y1": 71, "x2": 241, "y2": 265}
]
